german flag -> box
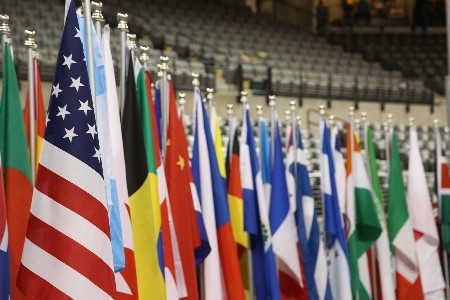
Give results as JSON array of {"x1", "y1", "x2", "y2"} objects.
[{"x1": 121, "y1": 55, "x2": 160, "y2": 300}]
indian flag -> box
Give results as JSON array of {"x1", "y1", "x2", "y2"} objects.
[{"x1": 346, "y1": 123, "x2": 382, "y2": 300}]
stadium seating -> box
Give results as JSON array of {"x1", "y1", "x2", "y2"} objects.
[{"x1": 1, "y1": 0, "x2": 434, "y2": 108}]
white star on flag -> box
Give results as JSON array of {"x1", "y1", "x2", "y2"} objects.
[
  {"x1": 86, "y1": 124, "x2": 97, "y2": 139},
  {"x1": 78, "y1": 100, "x2": 92, "y2": 115},
  {"x1": 56, "y1": 104, "x2": 71, "y2": 120},
  {"x1": 63, "y1": 127, "x2": 78, "y2": 142},
  {"x1": 75, "y1": 27, "x2": 81, "y2": 38},
  {"x1": 52, "y1": 83, "x2": 63, "y2": 98},
  {"x1": 45, "y1": 113, "x2": 50, "y2": 126},
  {"x1": 70, "y1": 76, "x2": 84, "y2": 92},
  {"x1": 93, "y1": 147, "x2": 101, "y2": 162},
  {"x1": 62, "y1": 54, "x2": 77, "y2": 69}
]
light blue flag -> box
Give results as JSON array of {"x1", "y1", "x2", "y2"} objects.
[
  {"x1": 241, "y1": 105, "x2": 281, "y2": 300},
  {"x1": 320, "y1": 118, "x2": 352, "y2": 299},
  {"x1": 78, "y1": 16, "x2": 124, "y2": 272},
  {"x1": 259, "y1": 116, "x2": 271, "y2": 186}
]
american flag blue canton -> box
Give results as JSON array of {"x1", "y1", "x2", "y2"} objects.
[{"x1": 44, "y1": 2, "x2": 103, "y2": 176}]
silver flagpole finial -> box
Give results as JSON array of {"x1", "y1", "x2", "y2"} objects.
[
  {"x1": 268, "y1": 94, "x2": 276, "y2": 107},
  {"x1": 24, "y1": 30, "x2": 36, "y2": 49},
  {"x1": 117, "y1": 13, "x2": 128, "y2": 32},
  {"x1": 160, "y1": 56, "x2": 169, "y2": 71},
  {"x1": 91, "y1": 2, "x2": 104, "y2": 22},
  {"x1": 408, "y1": 116, "x2": 414, "y2": 127},
  {"x1": 289, "y1": 100, "x2": 296, "y2": 112},
  {"x1": 319, "y1": 104, "x2": 326, "y2": 116},
  {"x1": 285, "y1": 110, "x2": 291, "y2": 121},
  {"x1": 329, "y1": 114, "x2": 335, "y2": 126},
  {"x1": 178, "y1": 92, "x2": 186, "y2": 106},
  {"x1": 0, "y1": 14, "x2": 10, "y2": 35},
  {"x1": 361, "y1": 111, "x2": 367, "y2": 123},
  {"x1": 433, "y1": 119, "x2": 440, "y2": 128},
  {"x1": 348, "y1": 106, "x2": 355, "y2": 117},
  {"x1": 240, "y1": 91, "x2": 248, "y2": 104},
  {"x1": 227, "y1": 103, "x2": 234, "y2": 116},
  {"x1": 192, "y1": 73, "x2": 200, "y2": 87},
  {"x1": 206, "y1": 88, "x2": 214, "y2": 102},
  {"x1": 127, "y1": 33, "x2": 137, "y2": 49},
  {"x1": 139, "y1": 45, "x2": 150, "y2": 70},
  {"x1": 355, "y1": 118, "x2": 361, "y2": 129},
  {"x1": 387, "y1": 113, "x2": 393, "y2": 124},
  {"x1": 256, "y1": 104, "x2": 263, "y2": 116},
  {"x1": 296, "y1": 115, "x2": 302, "y2": 126}
]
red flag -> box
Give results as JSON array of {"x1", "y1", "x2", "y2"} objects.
[{"x1": 164, "y1": 75, "x2": 202, "y2": 300}]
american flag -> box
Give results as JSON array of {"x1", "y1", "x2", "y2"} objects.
[{"x1": 17, "y1": 1, "x2": 116, "y2": 299}]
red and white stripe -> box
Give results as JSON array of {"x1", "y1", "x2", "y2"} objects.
[{"x1": 18, "y1": 140, "x2": 116, "y2": 299}]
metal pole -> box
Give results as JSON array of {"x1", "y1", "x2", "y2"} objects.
[
  {"x1": 91, "y1": 1, "x2": 104, "y2": 41},
  {"x1": 160, "y1": 56, "x2": 169, "y2": 161},
  {"x1": 289, "y1": 100, "x2": 298, "y2": 181},
  {"x1": 140, "y1": 45, "x2": 150, "y2": 72},
  {"x1": 192, "y1": 72, "x2": 200, "y2": 135},
  {"x1": 241, "y1": 92, "x2": 255, "y2": 300},
  {"x1": 207, "y1": 88, "x2": 214, "y2": 124},
  {"x1": 117, "y1": 13, "x2": 128, "y2": 117},
  {"x1": 0, "y1": 14, "x2": 10, "y2": 60},
  {"x1": 83, "y1": 0, "x2": 96, "y2": 112},
  {"x1": 179, "y1": 93, "x2": 186, "y2": 121},
  {"x1": 25, "y1": 30, "x2": 36, "y2": 182},
  {"x1": 268, "y1": 94, "x2": 276, "y2": 167},
  {"x1": 227, "y1": 103, "x2": 234, "y2": 156}
]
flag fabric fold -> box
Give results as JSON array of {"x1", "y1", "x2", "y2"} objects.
[
  {"x1": 102, "y1": 25, "x2": 138, "y2": 299},
  {"x1": 320, "y1": 118, "x2": 352, "y2": 300},
  {"x1": 436, "y1": 127, "x2": 450, "y2": 253},
  {"x1": 1, "y1": 41, "x2": 33, "y2": 300},
  {"x1": 347, "y1": 123, "x2": 382, "y2": 300},
  {"x1": 122, "y1": 55, "x2": 161, "y2": 300},
  {"x1": 17, "y1": 3, "x2": 116, "y2": 297},
  {"x1": 0, "y1": 158, "x2": 10, "y2": 300},
  {"x1": 288, "y1": 122, "x2": 332, "y2": 300},
  {"x1": 192, "y1": 89, "x2": 245, "y2": 299},
  {"x1": 269, "y1": 114, "x2": 305, "y2": 299},
  {"x1": 387, "y1": 133, "x2": 424, "y2": 300},
  {"x1": 241, "y1": 105, "x2": 281, "y2": 300},
  {"x1": 407, "y1": 126, "x2": 445, "y2": 298},
  {"x1": 365, "y1": 125, "x2": 395, "y2": 300}
]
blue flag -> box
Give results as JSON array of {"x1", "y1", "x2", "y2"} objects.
[
  {"x1": 288, "y1": 122, "x2": 332, "y2": 300},
  {"x1": 78, "y1": 16, "x2": 124, "y2": 272},
  {"x1": 259, "y1": 116, "x2": 271, "y2": 187},
  {"x1": 320, "y1": 118, "x2": 352, "y2": 299},
  {"x1": 241, "y1": 105, "x2": 281, "y2": 300}
]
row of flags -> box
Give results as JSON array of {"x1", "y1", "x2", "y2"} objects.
[{"x1": 0, "y1": 1, "x2": 450, "y2": 299}]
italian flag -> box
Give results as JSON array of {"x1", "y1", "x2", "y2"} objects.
[
  {"x1": 387, "y1": 133, "x2": 423, "y2": 300},
  {"x1": 346, "y1": 123, "x2": 382, "y2": 300}
]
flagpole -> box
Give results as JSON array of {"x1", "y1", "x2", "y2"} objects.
[
  {"x1": 0, "y1": 14, "x2": 10, "y2": 61},
  {"x1": 227, "y1": 103, "x2": 234, "y2": 157},
  {"x1": 385, "y1": 113, "x2": 393, "y2": 166},
  {"x1": 434, "y1": 119, "x2": 450, "y2": 299},
  {"x1": 319, "y1": 104, "x2": 328, "y2": 247},
  {"x1": 139, "y1": 45, "x2": 150, "y2": 71},
  {"x1": 117, "y1": 12, "x2": 128, "y2": 116},
  {"x1": 290, "y1": 100, "x2": 298, "y2": 181},
  {"x1": 361, "y1": 111, "x2": 379, "y2": 300},
  {"x1": 82, "y1": 0, "x2": 97, "y2": 114},
  {"x1": 256, "y1": 104, "x2": 263, "y2": 174},
  {"x1": 179, "y1": 93, "x2": 187, "y2": 121},
  {"x1": 25, "y1": 30, "x2": 36, "y2": 182},
  {"x1": 91, "y1": 1, "x2": 104, "y2": 40},
  {"x1": 241, "y1": 92, "x2": 255, "y2": 300},
  {"x1": 269, "y1": 95, "x2": 276, "y2": 167},
  {"x1": 160, "y1": 56, "x2": 169, "y2": 161},
  {"x1": 207, "y1": 88, "x2": 214, "y2": 123}
]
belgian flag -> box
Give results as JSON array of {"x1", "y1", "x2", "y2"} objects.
[{"x1": 121, "y1": 55, "x2": 160, "y2": 299}]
